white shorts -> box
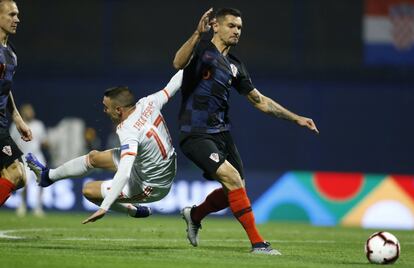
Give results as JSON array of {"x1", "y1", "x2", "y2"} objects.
[{"x1": 100, "y1": 148, "x2": 176, "y2": 204}]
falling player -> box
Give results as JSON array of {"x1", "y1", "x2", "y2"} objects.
[{"x1": 26, "y1": 71, "x2": 183, "y2": 223}]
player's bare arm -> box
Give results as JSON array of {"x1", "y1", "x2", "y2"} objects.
[
  {"x1": 173, "y1": 8, "x2": 214, "y2": 69},
  {"x1": 7, "y1": 91, "x2": 32, "y2": 141},
  {"x1": 246, "y1": 89, "x2": 319, "y2": 134},
  {"x1": 82, "y1": 208, "x2": 107, "y2": 224}
]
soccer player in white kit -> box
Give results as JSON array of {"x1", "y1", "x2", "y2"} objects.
[
  {"x1": 10, "y1": 104, "x2": 47, "y2": 217},
  {"x1": 25, "y1": 70, "x2": 183, "y2": 223}
]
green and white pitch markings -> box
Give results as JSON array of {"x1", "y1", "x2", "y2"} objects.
[{"x1": 1, "y1": 211, "x2": 413, "y2": 268}]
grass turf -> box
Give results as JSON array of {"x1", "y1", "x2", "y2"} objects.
[{"x1": 0, "y1": 210, "x2": 413, "y2": 268}]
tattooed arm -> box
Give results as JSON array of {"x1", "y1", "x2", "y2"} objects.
[{"x1": 246, "y1": 89, "x2": 319, "y2": 134}]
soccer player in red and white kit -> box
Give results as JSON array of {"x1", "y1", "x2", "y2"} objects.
[{"x1": 26, "y1": 71, "x2": 183, "y2": 223}]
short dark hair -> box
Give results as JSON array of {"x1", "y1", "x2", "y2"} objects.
[
  {"x1": 215, "y1": 8, "x2": 242, "y2": 21},
  {"x1": 104, "y1": 86, "x2": 136, "y2": 108}
]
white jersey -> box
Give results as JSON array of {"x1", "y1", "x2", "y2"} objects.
[
  {"x1": 10, "y1": 119, "x2": 47, "y2": 163},
  {"x1": 100, "y1": 70, "x2": 183, "y2": 211},
  {"x1": 117, "y1": 90, "x2": 175, "y2": 187}
]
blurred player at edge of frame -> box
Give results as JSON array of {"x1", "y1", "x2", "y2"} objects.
[
  {"x1": 0, "y1": 0, "x2": 33, "y2": 207},
  {"x1": 10, "y1": 104, "x2": 48, "y2": 217}
]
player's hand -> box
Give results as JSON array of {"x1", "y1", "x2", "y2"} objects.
[
  {"x1": 82, "y1": 208, "x2": 107, "y2": 224},
  {"x1": 196, "y1": 8, "x2": 214, "y2": 34},
  {"x1": 296, "y1": 116, "x2": 319, "y2": 134},
  {"x1": 16, "y1": 121, "x2": 32, "y2": 141}
]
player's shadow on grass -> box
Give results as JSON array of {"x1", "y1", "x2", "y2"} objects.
[
  {"x1": 202, "y1": 245, "x2": 245, "y2": 252},
  {"x1": 130, "y1": 244, "x2": 243, "y2": 253},
  {"x1": 129, "y1": 245, "x2": 190, "y2": 251}
]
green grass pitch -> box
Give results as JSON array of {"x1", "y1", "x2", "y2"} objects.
[{"x1": 0, "y1": 211, "x2": 413, "y2": 268}]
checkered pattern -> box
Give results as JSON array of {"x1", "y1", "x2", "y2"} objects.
[{"x1": 390, "y1": 3, "x2": 414, "y2": 50}]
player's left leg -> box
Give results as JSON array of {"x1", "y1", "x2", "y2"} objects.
[
  {"x1": 33, "y1": 186, "x2": 45, "y2": 217},
  {"x1": 0, "y1": 160, "x2": 26, "y2": 206},
  {"x1": 90, "y1": 155, "x2": 176, "y2": 219},
  {"x1": 1, "y1": 134, "x2": 25, "y2": 207},
  {"x1": 82, "y1": 180, "x2": 151, "y2": 218},
  {"x1": 16, "y1": 183, "x2": 27, "y2": 217}
]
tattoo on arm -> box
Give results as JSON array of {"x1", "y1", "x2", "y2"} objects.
[
  {"x1": 266, "y1": 100, "x2": 291, "y2": 119},
  {"x1": 248, "y1": 89, "x2": 296, "y2": 121},
  {"x1": 251, "y1": 94, "x2": 261, "y2": 104}
]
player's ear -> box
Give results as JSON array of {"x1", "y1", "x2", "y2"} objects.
[{"x1": 212, "y1": 19, "x2": 219, "y2": 33}]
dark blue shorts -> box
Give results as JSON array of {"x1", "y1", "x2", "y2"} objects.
[
  {"x1": 179, "y1": 131, "x2": 245, "y2": 181},
  {"x1": 0, "y1": 128, "x2": 23, "y2": 169}
]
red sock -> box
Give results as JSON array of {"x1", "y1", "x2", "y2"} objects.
[
  {"x1": 192, "y1": 188, "x2": 229, "y2": 223},
  {"x1": 0, "y1": 178, "x2": 15, "y2": 206},
  {"x1": 228, "y1": 187, "x2": 264, "y2": 245}
]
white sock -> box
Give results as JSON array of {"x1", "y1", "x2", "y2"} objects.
[{"x1": 49, "y1": 155, "x2": 93, "y2": 181}]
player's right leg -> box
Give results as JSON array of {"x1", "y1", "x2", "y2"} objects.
[
  {"x1": 179, "y1": 134, "x2": 229, "y2": 247},
  {"x1": 26, "y1": 149, "x2": 118, "y2": 187},
  {"x1": 0, "y1": 159, "x2": 26, "y2": 206}
]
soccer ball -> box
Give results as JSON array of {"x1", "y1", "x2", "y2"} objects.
[{"x1": 365, "y1": 231, "x2": 400, "y2": 264}]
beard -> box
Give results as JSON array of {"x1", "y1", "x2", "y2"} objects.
[{"x1": 226, "y1": 37, "x2": 239, "y2": 47}]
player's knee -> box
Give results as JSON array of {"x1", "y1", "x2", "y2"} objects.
[
  {"x1": 216, "y1": 163, "x2": 243, "y2": 190},
  {"x1": 82, "y1": 182, "x2": 94, "y2": 200},
  {"x1": 82, "y1": 181, "x2": 102, "y2": 202},
  {"x1": 87, "y1": 150, "x2": 101, "y2": 167},
  {"x1": 227, "y1": 172, "x2": 243, "y2": 189}
]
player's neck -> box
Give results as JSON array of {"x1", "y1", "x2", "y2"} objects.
[
  {"x1": 0, "y1": 32, "x2": 8, "y2": 46},
  {"x1": 121, "y1": 106, "x2": 136, "y2": 121},
  {"x1": 211, "y1": 38, "x2": 231, "y2": 56}
]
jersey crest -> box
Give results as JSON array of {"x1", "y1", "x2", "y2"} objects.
[
  {"x1": 230, "y1": 63, "x2": 238, "y2": 77},
  {"x1": 2, "y1": 145, "x2": 12, "y2": 156},
  {"x1": 209, "y1": 152, "x2": 219, "y2": 163}
]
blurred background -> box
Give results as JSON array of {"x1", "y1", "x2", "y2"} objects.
[{"x1": 3, "y1": 0, "x2": 414, "y2": 229}]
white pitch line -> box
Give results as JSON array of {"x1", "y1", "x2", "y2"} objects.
[
  {"x1": 1, "y1": 228, "x2": 414, "y2": 245},
  {"x1": 0, "y1": 230, "x2": 23, "y2": 239},
  {"x1": 57, "y1": 238, "x2": 337, "y2": 243}
]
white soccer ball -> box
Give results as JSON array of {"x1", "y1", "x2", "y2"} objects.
[{"x1": 365, "y1": 231, "x2": 400, "y2": 264}]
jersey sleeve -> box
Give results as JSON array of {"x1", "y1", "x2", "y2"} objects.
[
  {"x1": 99, "y1": 127, "x2": 138, "y2": 211},
  {"x1": 118, "y1": 126, "x2": 139, "y2": 158},
  {"x1": 148, "y1": 70, "x2": 183, "y2": 109},
  {"x1": 99, "y1": 154, "x2": 135, "y2": 211},
  {"x1": 233, "y1": 62, "x2": 255, "y2": 95}
]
